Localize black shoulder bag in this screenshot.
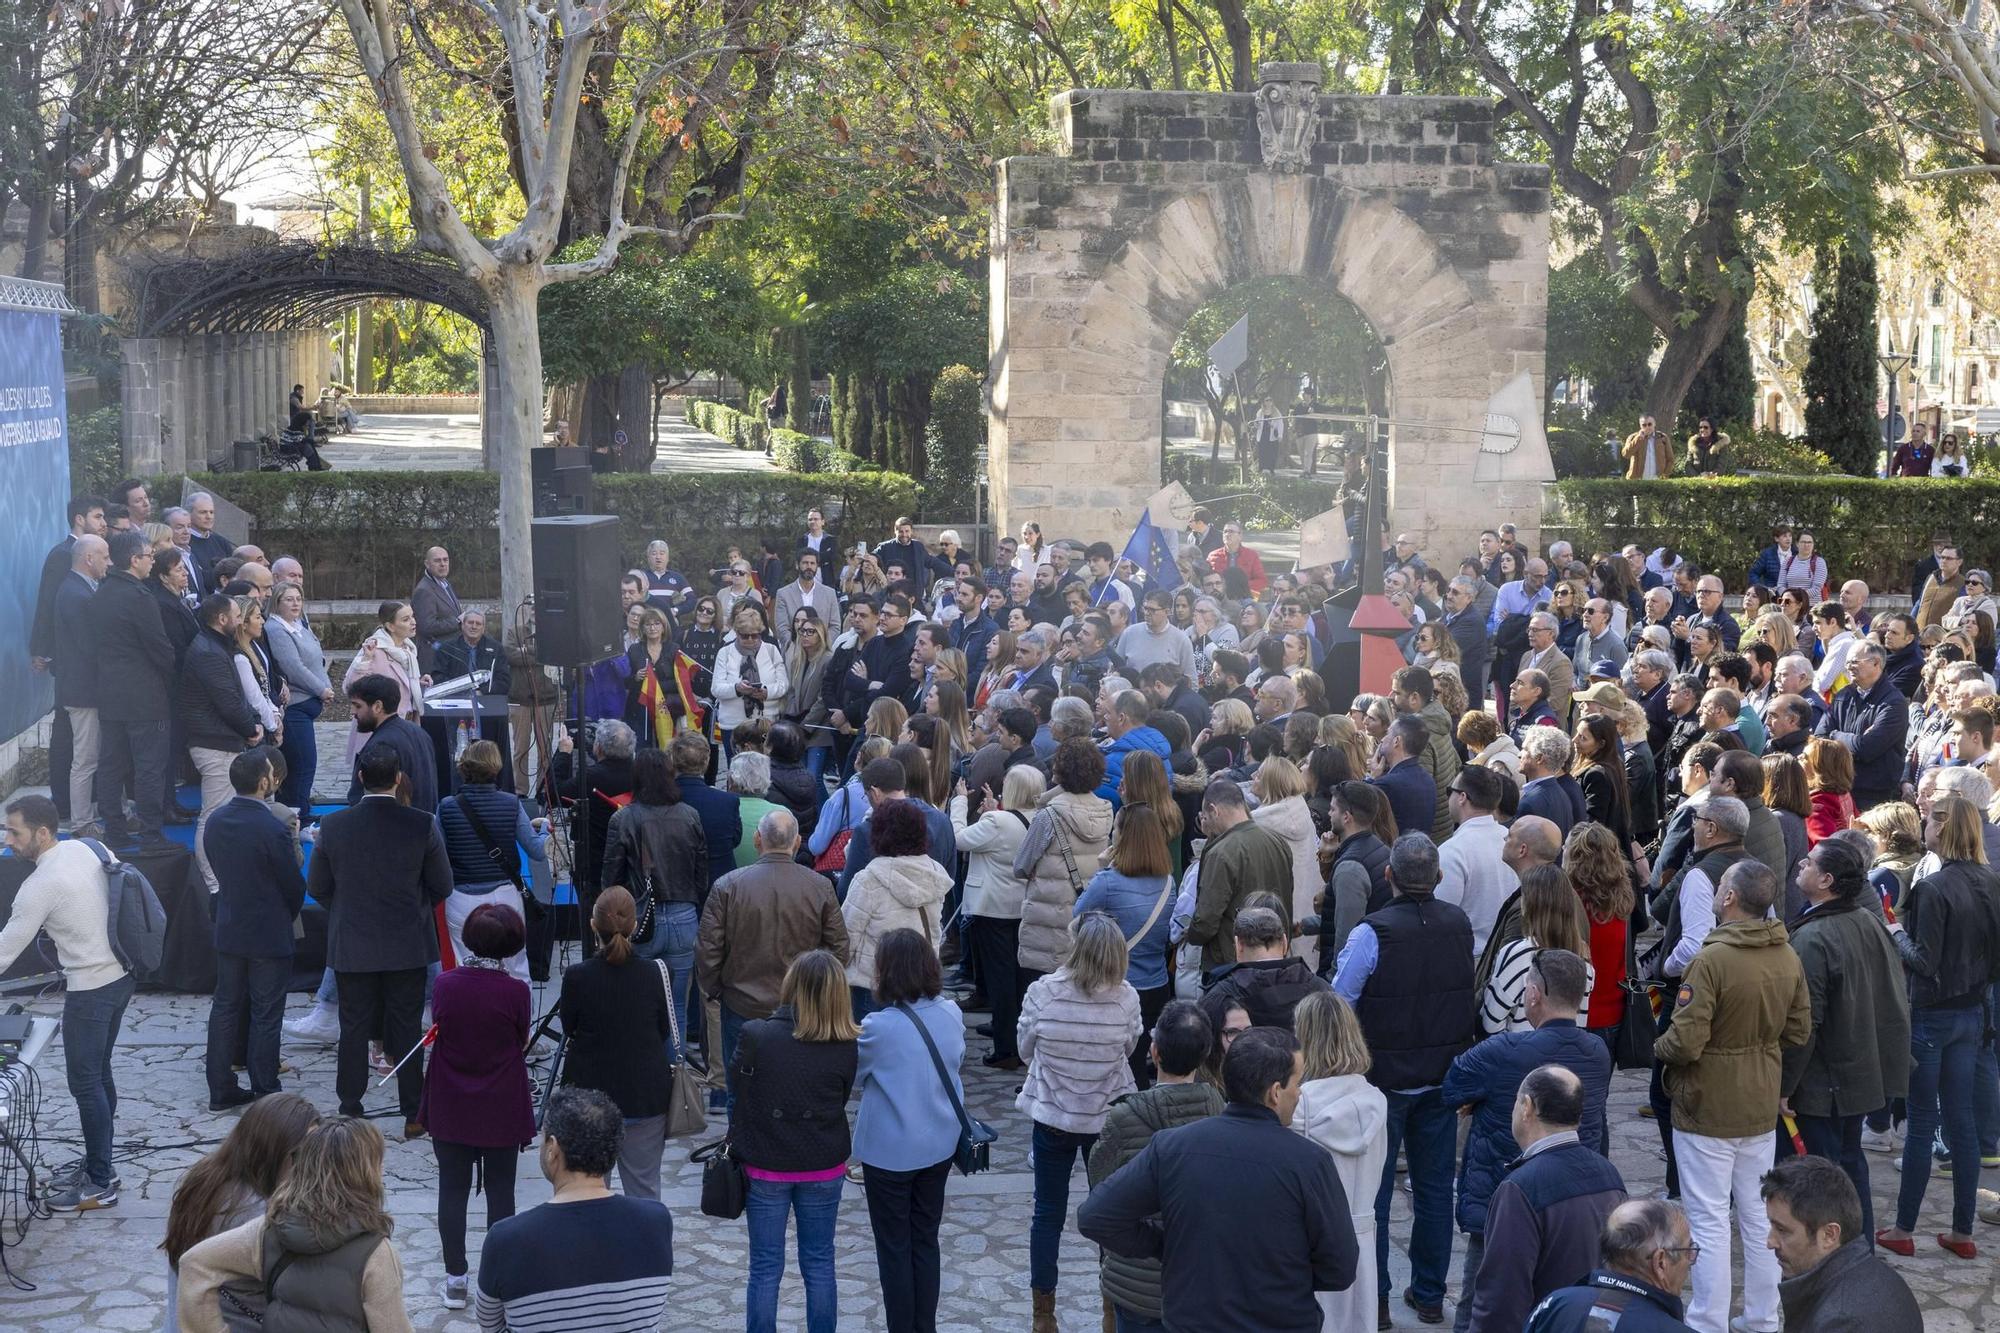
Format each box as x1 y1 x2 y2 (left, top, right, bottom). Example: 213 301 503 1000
895 1001 996 1174
457 796 545 922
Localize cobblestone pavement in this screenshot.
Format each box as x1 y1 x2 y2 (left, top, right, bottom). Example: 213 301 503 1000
2 984 1994 1332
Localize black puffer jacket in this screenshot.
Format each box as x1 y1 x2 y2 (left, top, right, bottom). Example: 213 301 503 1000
729 1006 857 1173
1083 1080 1225 1321
179 625 260 751
1197 956 1330 1032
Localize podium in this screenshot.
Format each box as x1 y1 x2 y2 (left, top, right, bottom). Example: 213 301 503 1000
422 694 516 794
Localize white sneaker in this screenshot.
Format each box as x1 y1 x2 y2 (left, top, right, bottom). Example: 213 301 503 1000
1861 1126 1900 1155
440 1275 468 1310
282 1004 339 1044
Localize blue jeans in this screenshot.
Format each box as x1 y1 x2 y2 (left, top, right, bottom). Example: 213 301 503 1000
65 972 135 1187
636 901 700 1062
1896 1003 1984 1234
279 695 323 810
314 966 337 1006
721 1002 752 1108
745 1175 843 1333
1030 1121 1098 1293
806 746 829 782
1376 1088 1455 1306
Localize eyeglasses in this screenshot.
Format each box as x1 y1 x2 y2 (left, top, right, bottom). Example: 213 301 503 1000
1659 1242 1702 1261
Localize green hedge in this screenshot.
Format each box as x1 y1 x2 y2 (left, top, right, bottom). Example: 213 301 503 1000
690 398 874 475
1548 477 1999 588
687 398 767 451
170 467 918 600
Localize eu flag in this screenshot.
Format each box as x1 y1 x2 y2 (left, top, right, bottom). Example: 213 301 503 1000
1119 508 1183 593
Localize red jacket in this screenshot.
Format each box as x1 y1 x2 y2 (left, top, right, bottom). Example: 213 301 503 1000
1208 542 1268 595
1806 789 1854 846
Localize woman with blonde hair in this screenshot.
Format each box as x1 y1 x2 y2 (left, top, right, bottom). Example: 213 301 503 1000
1118 749 1183 838
1350 694 1393 745
865 695 909 751
1752 610 1798 659
1076 800 1177 1087
1199 696 1255 773
1880 794 2000 1259
230 594 283 743
1431 661 1469 724
1852 800 1924 909
1477 865 1594 1033
1317 712 1372 783
1761 752 1812 918
1802 735 1855 846
1456 709 1521 782
1290 989 1387 1333
1017 912 1142 1327
903 714 955 806
934 646 969 691
1406 620 1460 670
1250 756 1323 963
730 950 860 1333
177 1118 411 1333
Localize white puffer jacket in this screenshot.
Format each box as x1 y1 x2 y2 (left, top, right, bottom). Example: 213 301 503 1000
1252 794 1324 961
1013 791 1114 973
841 854 951 987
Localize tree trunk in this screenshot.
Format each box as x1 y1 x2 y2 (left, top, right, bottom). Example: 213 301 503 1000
786 330 811 434
1643 296 1738 441
582 362 653 470
872 377 892 464
482 270 543 633
1214 0 1253 91
893 374 932 479
850 374 874 463
16 185 53 281
830 370 850 452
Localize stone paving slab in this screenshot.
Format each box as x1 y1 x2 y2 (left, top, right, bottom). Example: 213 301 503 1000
1 986 1993 1332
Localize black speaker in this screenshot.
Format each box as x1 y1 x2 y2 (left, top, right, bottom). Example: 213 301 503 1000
531 447 595 517
531 515 622 664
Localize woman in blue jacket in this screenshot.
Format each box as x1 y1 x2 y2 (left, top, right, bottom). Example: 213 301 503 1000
1074 801 1176 1088
854 929 966 1333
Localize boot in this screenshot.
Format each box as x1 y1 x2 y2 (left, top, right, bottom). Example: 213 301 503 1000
1032 1288 1057 1333
1101 1293 1117 1333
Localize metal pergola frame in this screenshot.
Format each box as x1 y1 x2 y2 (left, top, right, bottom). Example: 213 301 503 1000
132 242 488 335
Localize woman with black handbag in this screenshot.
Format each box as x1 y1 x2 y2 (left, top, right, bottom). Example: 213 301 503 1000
730 950 859 1333
601 747 710 1060
558 887 674 1199
854 929 971 1333
437 741 549 979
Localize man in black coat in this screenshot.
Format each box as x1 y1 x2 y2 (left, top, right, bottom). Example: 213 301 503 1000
202 750 307 1109
1760 1157 1921 1333
1197 907 1329 1030
1141 662 1211 746
856 592 918 711
1876 614 1925 698
87 531 179 849
180 593 266 893
549 717 639 912
310 746 453 1127
29 494 107 822
344 673 439 814
1813 642 1908 810
1079 1028 1357 1333
1443 577 1492 702
51 535 109 832
430 604 515 792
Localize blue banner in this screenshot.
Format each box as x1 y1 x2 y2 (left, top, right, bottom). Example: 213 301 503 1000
0 309 69 739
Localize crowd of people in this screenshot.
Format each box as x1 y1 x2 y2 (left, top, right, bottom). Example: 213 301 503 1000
6 482 1997 1333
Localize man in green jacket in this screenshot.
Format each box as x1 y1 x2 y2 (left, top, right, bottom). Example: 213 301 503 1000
1085 1000 1225 1330
1390 666 1461 844
1779 837 1909 1248
1654 860 1812 1333
1184 778 1296 972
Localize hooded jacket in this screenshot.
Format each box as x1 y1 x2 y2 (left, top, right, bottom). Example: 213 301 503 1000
175 1213 406 1333
1086 1080 1226 1321
841 853 951 985
1199 956 1329 1031
1251 794 1328 964
1291 1073 1388 1333
1014 791 1115 973
1653 917 1813 1138
1781 898 1910 1118
1098 725 1172 804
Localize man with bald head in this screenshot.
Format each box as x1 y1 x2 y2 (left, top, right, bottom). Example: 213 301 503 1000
271 555 304 588
698 805 849 1107
53 535 111 832
1838 579 1872 634
229 561 273 605
410 544 463 675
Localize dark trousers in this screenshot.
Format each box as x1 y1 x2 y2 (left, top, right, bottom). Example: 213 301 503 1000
1376 1088 1455 1307
433 1139 518 1275
1795 1112 1872 1247
1129 983 1172 1090
48 704 73 821
278 696 322 810
97 717 170 842
862 1158 952 1333
334 967 427 1119
1649 1008 1680 1196
206 953 290 1099
64 972 134 1188
967 916 1022 1059
1030 1122 1097 1293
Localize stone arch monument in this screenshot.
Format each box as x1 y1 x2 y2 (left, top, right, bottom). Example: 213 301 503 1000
988 64 1554 557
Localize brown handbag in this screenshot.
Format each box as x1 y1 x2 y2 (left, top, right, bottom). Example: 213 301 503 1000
655 959 708 1137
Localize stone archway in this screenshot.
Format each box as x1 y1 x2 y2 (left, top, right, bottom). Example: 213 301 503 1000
989 66 1553 557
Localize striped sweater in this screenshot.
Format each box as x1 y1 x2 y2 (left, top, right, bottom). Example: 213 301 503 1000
475 1195 673 1333
1015 969 1143 1134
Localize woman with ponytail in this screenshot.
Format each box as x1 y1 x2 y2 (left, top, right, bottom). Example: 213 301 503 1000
558 887 675 1200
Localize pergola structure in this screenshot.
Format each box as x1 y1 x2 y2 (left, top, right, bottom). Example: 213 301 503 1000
120 241 498 473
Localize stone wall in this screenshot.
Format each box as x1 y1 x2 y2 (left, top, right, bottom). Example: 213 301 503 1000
122 328 334 474
989 74 1552 561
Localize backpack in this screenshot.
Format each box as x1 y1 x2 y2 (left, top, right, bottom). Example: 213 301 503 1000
78 839 167 975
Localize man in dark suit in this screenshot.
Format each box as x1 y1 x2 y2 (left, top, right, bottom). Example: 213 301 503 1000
203 749 307 1110
51 536 109 833
88 531 179 850
409 544 463 675
30 495 108 819
669 730 742 890
344 673 439 813
1517 728 1588 837
310 746 453 1130
431 605 514 791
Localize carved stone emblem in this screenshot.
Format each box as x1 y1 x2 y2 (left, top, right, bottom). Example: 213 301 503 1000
1254 62 1323 172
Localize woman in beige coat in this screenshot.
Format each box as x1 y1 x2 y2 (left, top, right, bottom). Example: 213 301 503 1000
341 599 425 770
1250 756 1323 962
841 797 951 1019
1012 738 1114 985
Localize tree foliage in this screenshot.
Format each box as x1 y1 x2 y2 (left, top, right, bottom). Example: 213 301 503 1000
924 364 984 521
1681 304 1755 433
1803 238 1882 477
538 243 767 386
1546 251 1660 412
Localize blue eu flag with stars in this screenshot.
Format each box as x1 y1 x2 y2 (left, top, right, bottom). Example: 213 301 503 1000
1119 508 1183 593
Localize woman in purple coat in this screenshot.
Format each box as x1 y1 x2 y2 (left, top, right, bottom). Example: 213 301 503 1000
418 903 534 1312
